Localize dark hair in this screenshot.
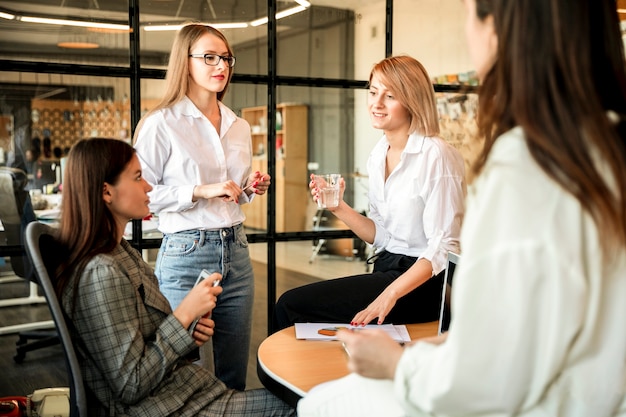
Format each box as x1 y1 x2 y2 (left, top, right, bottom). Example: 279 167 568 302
473 0 626 247
56 138 136 301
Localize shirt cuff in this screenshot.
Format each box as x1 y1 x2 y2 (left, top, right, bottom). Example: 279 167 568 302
420 230 445 275
372 221 391 249
179 184 197 211
239 190 254 204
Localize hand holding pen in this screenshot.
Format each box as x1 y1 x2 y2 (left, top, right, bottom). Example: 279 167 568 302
336 328 405 380
192 173 271 204
243 171 271 196
192 180 243 203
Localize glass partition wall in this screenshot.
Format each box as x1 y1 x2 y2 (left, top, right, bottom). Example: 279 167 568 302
0 0 477 333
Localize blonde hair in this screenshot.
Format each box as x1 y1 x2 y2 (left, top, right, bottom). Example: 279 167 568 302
369 55 439 136
133 23 234 140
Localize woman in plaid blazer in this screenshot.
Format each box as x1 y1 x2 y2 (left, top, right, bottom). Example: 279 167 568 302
54 138 293 417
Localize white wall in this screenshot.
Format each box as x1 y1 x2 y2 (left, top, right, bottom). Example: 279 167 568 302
352 0 471 211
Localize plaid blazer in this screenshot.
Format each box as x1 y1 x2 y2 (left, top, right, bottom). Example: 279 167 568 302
62 239 232 417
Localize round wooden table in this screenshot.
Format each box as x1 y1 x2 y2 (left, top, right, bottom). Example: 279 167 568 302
257 321 438 407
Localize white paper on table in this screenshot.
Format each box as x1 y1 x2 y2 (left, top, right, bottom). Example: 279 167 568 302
393 325 411 342
294 322 410 343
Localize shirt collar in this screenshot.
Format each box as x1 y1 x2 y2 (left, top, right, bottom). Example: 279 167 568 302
381 131 427 154
175 96 238 129
176 96 236 122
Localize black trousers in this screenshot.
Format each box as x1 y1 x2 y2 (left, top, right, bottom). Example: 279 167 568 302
272 251 444 332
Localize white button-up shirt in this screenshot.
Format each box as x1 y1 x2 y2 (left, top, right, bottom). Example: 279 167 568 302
134 97 253 234
396 127 626 416
367 132 466 274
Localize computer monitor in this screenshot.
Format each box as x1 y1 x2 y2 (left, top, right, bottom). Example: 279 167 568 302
438 251 460 335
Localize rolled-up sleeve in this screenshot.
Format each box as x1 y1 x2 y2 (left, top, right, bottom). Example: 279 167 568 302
420 162 465 274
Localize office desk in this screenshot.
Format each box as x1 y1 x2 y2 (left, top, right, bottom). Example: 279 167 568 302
257 321 438 407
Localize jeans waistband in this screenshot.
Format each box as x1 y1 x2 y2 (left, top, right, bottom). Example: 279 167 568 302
166 223 243 241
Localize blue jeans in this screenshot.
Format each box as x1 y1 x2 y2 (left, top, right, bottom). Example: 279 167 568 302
155 224 254 390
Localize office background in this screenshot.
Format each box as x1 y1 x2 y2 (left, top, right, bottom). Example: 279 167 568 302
0 0 508 324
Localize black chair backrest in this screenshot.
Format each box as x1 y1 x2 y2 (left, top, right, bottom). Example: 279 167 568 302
24 222 88 417
0 167 29 216
0 167 34 278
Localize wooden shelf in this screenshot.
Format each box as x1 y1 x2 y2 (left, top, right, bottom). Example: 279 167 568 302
241 104 308 232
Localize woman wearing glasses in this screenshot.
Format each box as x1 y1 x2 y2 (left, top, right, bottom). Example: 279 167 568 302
134 24 269 391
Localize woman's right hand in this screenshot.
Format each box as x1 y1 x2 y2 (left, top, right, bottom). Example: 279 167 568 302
309 174 345 211
193 181 242 203
173 272 223 330
337 328 403 380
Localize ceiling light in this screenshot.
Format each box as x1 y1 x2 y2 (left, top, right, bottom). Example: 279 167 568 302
144 22 249 31
277 6 307 19
3 0 309 33
142 24 182 32
20 15 129 31
251 6 306 27
249 17 267 27
57 41 100 49
87 27 132 34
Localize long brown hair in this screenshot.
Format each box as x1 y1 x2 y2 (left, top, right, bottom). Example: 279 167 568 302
133 24 234 141
56 138 136 301
473 0 626 247
369 55 440 136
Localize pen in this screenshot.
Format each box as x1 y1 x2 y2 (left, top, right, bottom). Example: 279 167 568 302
241 181 256 193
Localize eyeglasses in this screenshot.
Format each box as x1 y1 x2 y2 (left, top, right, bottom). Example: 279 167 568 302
188 54 236 68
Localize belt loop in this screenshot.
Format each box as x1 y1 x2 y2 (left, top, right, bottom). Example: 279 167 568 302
198 229 205 246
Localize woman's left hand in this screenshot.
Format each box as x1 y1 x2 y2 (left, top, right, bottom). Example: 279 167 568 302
350 289 398 326
244 171 271 195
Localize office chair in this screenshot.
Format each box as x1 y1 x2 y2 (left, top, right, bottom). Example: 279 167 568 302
0 167 35 282
25 221 87 417
0 167 57 350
